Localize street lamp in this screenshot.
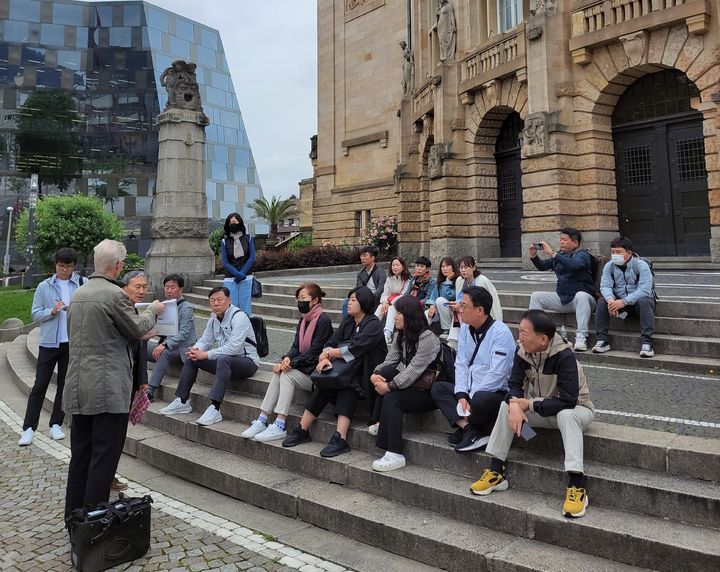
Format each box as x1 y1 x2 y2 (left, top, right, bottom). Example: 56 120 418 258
23 174 38 288
2 206 12 276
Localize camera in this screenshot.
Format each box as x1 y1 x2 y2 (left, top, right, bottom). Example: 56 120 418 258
532 243 544 250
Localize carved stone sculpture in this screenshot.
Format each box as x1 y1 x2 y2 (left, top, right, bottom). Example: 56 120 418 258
619 31 648 67
428 144 444 179
399 41 415 97
530 0 557 15
437 0 456 63
160 60 203 112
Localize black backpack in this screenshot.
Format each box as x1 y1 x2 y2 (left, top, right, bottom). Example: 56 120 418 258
631 254 658 302
229 310 269 358
585 250 606 300
435 340 457 384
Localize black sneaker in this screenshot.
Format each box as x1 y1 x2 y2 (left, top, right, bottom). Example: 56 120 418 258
447 427 465 447
456 429 490 453
320 431 350 458
282 427 311 448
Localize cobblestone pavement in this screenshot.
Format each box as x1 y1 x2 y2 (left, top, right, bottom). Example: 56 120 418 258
0 402 352 572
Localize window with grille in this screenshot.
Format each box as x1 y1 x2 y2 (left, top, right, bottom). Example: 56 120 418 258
498 167 516 201
623 145 653 186
676 138 707 182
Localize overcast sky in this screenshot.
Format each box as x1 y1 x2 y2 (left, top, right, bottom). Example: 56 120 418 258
118 0 318 200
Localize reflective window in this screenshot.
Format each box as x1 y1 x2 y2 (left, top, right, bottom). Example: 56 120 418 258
205 86 224 106
53 3 84 26
5 22 29 43
123 5 143 27
221 109 240 130
58 50 81 70
224 127 238 146
77 26 93 49
136 196 153 216
211 161 227 180
147 27 162 49
200 27 218 50
40 23 65 46
235 150 250 167
220 201 235 218
234 166 248 183
498 0 522 33
197 45 214 67
174 18 194 41
95 6 113 27
119 178 138 197
22 46 45 64
146 7 168 32
211 71 229 91
10 0 41 22
215 145 228 163
206 181 216 200
110 27 132 47
36 68 61 87
169 36 190 59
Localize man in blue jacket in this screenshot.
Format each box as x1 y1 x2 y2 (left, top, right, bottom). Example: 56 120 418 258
592 236 656 358
529 227 596 352
18 248 84 446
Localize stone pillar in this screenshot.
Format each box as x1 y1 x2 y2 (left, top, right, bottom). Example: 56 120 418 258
144 106 214 293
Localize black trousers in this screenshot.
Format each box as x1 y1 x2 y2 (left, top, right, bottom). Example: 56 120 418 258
23 343 69 431
431 380 506 434
176 355 258 405
304 386 359 419
65 412 127 516
374 389 437 454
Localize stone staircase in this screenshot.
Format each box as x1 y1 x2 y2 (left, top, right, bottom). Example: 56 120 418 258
6 328 720 571
185 275 720 375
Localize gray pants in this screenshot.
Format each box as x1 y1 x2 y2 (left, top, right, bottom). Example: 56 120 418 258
260 369 313 416
529 291 596 340
176 354 258 405
486 401 594 473
147 342 183 390
595 296 655 345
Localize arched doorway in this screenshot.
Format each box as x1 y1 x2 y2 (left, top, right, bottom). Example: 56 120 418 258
495 112 524 257
612 70 710 256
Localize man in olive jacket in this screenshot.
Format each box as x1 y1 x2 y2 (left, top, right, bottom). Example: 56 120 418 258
63 240 163 516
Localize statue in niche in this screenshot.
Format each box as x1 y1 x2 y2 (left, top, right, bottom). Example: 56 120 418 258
437 0 456 62
160 59 203 112
524 116 545 147
428 144 444 179
399 41 414 97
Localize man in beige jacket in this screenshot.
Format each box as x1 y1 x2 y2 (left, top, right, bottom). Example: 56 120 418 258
63 240 163 516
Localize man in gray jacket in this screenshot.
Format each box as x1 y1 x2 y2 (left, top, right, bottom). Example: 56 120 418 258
146 273 197 401
63 239 163 516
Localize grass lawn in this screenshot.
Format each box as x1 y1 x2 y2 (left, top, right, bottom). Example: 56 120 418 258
0 286 34 325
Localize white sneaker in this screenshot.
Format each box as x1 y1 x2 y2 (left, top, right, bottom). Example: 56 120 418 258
372 452 406 472
368 423 379 436
573 337 587 352
639 343 655 358
591 341 611 353
18 428 34 446
254 423 287 442
48 424 65 440
196 405 222 426
241 419 267 438
159 397 192 415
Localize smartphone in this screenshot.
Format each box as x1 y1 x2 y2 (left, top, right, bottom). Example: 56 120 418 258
618 311 628 320
532 243 544 250
520 422 537 442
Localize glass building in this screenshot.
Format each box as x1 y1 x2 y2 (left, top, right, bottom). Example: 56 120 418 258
0 0 265 256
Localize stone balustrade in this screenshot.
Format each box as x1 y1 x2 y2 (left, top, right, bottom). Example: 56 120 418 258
459 24 526 95
572 0 691 36
412 77 437 119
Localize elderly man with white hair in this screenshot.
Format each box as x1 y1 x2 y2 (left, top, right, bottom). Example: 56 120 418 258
63 239 164 517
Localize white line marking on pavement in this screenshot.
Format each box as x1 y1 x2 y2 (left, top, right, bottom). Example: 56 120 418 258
0 399 352 571
595 408 720 429
583 364 718 381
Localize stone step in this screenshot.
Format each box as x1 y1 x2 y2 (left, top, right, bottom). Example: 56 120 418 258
123 429 647 572
132 402 720 571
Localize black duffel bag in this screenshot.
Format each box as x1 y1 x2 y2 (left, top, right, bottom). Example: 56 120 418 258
66 495 153 572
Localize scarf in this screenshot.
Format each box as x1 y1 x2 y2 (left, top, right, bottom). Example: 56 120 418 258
411 271 431 296
229 231 245 259
298 303 324 353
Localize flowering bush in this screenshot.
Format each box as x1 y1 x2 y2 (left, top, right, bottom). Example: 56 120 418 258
361 215 398 253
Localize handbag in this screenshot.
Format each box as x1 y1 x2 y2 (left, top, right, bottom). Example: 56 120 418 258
310 357 359 390
411 366 440 390
251 277 263 298
66 495 153 572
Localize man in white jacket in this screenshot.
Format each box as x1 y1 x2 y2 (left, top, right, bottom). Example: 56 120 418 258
431 286 516 452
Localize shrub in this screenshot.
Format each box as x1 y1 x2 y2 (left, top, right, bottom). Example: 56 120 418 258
209 226 224 255
361 215 397 253
123 253 145 270
254 245 362 272
287 233 312 252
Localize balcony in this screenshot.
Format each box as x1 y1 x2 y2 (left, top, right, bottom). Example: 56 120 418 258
459 24 527 95
570 0 711 64
412 76 439 120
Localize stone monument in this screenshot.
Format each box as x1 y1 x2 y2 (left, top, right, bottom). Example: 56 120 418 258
144 59 215 294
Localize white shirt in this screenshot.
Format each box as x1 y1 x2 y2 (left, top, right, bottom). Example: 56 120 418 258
56 278 72 343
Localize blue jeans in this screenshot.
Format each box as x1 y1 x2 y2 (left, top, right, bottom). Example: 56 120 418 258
224 276 253 315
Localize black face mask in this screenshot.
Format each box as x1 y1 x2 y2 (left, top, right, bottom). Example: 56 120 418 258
228 224 242 233
297 301 311 314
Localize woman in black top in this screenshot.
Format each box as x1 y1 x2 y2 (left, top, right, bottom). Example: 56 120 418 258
220 212 256 315
283 286 387 457
370 295 441 472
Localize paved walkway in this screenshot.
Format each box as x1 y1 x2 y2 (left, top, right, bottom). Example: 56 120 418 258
0 400 351 572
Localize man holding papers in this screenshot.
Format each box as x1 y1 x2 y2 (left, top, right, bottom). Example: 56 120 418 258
145 274 197 401
160 286 259 426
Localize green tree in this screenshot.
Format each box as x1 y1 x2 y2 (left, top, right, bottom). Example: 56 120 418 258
208 226 225 255
15 90 82 193
250 196 296 242
14 194 124 269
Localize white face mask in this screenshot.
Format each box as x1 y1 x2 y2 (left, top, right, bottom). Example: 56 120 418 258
611 253 626 266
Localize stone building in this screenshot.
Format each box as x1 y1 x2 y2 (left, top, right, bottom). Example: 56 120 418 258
308 0 719 262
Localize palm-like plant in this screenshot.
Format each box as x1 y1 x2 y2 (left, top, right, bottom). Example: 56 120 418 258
250 196 296 241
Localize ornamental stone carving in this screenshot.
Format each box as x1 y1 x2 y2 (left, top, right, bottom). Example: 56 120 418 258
428 144 447 179
400 41 415 97
160 60 204 112
619 31 648 67
521 112 559 157
437 0 456 63
530 0 557 16
151 219 208 239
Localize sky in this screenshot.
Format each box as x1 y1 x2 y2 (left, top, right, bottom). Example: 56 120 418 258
120 0 318 200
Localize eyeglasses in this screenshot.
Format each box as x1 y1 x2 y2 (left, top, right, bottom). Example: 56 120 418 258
458 304 476 311
56 264 75 270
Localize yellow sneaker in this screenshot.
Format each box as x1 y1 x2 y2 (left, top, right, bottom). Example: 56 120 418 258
470 469 508 496
563 486 589 517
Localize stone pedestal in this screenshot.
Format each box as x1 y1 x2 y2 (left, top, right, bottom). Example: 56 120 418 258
145 107 215 294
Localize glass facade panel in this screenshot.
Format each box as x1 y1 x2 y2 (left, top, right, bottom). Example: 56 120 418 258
200 27 217 49
109 27 132 47
169 36 189 59
40 23 65 47
174 18 194 41
58 49 81 70
5 22 29 43
123 5 142 27
10 0 41 22
53 3 84 26
196 44 214 67
145 7 168 32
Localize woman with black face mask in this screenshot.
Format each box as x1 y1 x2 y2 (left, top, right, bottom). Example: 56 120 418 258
241 283 333 442
220 212 256 315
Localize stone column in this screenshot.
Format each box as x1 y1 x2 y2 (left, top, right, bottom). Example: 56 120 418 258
144 106 214 294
